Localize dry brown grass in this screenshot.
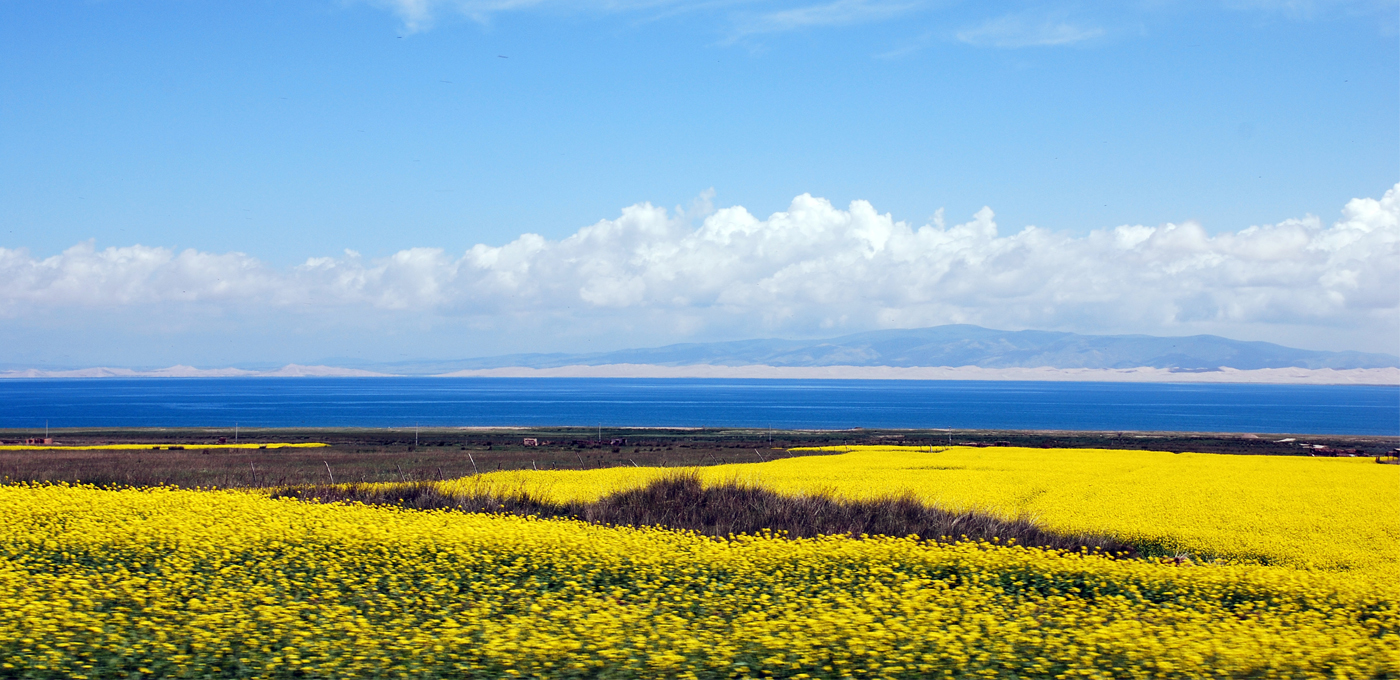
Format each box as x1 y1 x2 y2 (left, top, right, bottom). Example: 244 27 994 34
4 425 1383 492
271 474 1138 556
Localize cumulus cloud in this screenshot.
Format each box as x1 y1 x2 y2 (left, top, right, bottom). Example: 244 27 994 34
1 184 1397 352
0 244 278 308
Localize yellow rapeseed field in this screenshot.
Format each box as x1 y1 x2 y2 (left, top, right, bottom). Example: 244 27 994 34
1 482 1397 679
436 446 1400 572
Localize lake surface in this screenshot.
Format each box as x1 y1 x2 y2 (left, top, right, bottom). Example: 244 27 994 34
1 378 1396 434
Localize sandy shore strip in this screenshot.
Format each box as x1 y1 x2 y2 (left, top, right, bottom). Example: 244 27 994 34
435 364 1400 385
0 364 393 379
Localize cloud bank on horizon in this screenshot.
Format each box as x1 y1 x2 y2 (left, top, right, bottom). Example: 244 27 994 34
1 184 1396 359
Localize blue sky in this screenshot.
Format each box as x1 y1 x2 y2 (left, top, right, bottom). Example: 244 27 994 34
0 0 1396 367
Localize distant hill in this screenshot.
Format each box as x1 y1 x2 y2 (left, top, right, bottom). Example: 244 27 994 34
355 325 1400 375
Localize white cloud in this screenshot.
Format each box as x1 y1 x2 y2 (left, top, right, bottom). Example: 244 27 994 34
1223 0 1399 21
956 11 1104 47
0 243 278 308
2 184 1397 354
730 0 921 37
365 0 700 30
362 0 1398 40
368 0 924 36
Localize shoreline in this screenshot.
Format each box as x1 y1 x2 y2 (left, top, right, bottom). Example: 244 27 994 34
2 363 1397 385
438 364 1400 385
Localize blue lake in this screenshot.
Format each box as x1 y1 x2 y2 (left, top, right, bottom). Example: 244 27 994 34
1 378 1396 435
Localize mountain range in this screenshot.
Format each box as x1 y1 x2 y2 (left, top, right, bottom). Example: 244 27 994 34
346 325 1399 375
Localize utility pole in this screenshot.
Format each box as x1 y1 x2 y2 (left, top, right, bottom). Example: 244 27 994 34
415 423 419 447
235 423 239 443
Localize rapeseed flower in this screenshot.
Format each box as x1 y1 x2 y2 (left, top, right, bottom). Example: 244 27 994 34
1 478 1396 679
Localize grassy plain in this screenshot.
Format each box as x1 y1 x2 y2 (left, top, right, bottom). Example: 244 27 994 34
0 443 328 451
1 426 1390 489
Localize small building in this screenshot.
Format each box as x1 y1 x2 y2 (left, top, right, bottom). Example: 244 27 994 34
522 438 539 446
24 438 53 445
610 438 626 446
